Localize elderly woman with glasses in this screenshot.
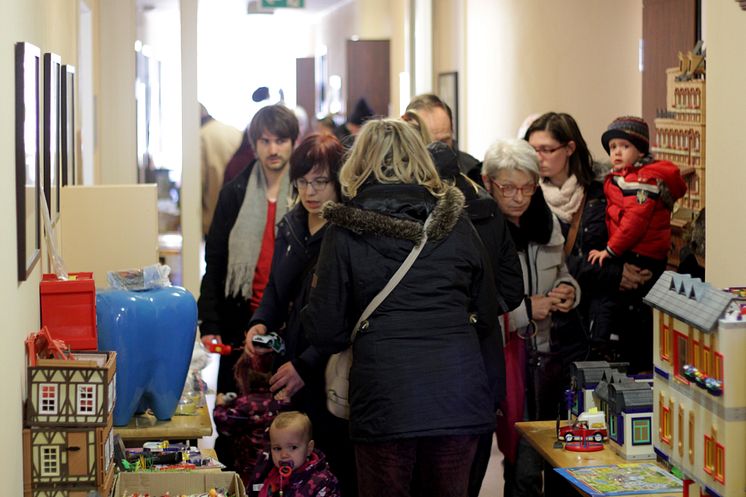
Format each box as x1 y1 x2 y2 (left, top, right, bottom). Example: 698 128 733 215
482 138 580 497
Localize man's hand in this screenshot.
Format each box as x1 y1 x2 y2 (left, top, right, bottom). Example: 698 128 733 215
269 362 305 401
201 334 221 349
619 263 653 291
548 284 576 313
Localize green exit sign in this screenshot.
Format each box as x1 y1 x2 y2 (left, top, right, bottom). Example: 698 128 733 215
261 0 305 7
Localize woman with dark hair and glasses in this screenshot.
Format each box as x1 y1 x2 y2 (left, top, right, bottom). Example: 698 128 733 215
482 138 580 497
244 133 356 496
524 112 653 368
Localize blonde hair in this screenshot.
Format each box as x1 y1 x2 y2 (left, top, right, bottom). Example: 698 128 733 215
482 138 540 183
270 411 313 441
339 118 446 198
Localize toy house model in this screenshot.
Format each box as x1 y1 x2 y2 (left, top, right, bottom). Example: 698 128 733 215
568 361 655 460
594 372 655 460
644 271 746 497
23 351 117 497
651 46 706 267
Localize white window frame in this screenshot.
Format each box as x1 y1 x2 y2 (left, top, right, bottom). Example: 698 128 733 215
77 384 96 414
39 383 58 415
40 446 60 476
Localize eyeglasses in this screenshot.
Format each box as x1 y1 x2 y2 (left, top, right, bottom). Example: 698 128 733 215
532 144 566 156
294 177 331 191
490 180 537 198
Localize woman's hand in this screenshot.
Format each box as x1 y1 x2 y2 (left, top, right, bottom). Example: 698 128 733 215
244 324 269 357
269 362 305 401
547 284 576 313
619 263 653 291
530 295 557 320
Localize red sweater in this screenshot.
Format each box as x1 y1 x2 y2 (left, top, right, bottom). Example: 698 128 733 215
604 160 686 260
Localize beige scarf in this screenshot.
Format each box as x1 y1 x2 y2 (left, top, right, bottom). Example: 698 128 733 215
225 163 290 298
540 175 585 224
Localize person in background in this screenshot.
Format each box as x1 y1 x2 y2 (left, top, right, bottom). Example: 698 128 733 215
406 93 482 184
678 207 705 280
200 103 242 237
483 138 580 497
402 110 523 497
315 114 337 136
223 128 257 186
333 97 374 143
199 104 299 396
252 411 341 497
244 133 356 497
587 116 686 372
303 118 498 497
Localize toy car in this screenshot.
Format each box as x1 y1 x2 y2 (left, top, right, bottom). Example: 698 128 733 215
558 408 608 443
251 332 285 355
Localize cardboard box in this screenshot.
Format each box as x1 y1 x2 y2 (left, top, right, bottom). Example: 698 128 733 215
113 472 246 497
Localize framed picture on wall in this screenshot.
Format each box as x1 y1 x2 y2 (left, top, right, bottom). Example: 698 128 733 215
15 42 42 281
438 71 459 144
61 64 76 186
43 52 61 223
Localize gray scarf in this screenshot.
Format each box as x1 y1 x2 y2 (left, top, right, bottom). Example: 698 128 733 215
225 162 290 298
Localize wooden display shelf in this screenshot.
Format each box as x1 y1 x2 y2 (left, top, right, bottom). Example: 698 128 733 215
515 420 682 497
114 406 212 446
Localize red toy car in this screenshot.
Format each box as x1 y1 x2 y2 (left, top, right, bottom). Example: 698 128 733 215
558 408 608 443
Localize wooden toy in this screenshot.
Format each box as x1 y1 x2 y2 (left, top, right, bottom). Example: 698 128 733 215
644 271 746 497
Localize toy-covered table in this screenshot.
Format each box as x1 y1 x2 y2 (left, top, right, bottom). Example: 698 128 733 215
114 406 213 447
515 420 682 497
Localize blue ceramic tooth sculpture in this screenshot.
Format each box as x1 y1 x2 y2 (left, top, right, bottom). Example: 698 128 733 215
96 286 197 426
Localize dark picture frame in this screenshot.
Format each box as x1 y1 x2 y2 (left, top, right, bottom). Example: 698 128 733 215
61 65 76 186
437 71 459 143
43 52 62 223
15 42 42 281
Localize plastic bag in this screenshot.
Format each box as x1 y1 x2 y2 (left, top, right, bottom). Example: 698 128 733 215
107 263 171 290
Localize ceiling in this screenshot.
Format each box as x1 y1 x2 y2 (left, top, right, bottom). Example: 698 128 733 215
138 0 351 16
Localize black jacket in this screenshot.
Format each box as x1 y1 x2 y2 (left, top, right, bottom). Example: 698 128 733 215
562 178 623 344
249 204 328 394
302 183 498 442
198 162 257 345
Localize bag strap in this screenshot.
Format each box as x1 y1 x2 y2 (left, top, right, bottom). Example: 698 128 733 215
563 193 585 258
350 213 433 341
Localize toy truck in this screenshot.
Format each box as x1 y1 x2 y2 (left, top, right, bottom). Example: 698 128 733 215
558 408 608 443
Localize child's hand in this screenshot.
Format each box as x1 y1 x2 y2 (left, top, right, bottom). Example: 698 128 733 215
587 249 610 267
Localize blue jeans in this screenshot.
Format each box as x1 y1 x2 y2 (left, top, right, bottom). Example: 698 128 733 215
355 435 479 497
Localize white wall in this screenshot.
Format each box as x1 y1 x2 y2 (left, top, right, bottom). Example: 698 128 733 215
463 0 642 161
704 1 746 287
0 1 79 492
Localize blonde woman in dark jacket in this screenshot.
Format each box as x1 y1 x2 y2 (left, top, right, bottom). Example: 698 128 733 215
302 118 498 497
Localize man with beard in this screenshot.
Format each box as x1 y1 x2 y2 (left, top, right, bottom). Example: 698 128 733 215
199 104 299 395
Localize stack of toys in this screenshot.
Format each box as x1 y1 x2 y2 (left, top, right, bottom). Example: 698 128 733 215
22 327 117 497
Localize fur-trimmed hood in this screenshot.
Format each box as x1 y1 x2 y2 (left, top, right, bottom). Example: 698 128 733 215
322 184 465 244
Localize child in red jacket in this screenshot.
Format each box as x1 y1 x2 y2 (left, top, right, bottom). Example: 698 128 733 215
588 116 686 372
588 116 686 269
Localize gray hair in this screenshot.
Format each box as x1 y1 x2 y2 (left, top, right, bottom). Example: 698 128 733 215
482 138 540 182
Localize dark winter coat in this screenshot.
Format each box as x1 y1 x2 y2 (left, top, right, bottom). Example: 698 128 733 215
249 204 328 385
429 141 523 407
252 450 340 497
198 162 257 345
302 183 498 442
562 176 623 345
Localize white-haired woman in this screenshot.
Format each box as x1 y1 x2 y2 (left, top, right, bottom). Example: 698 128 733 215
303 118 499 497
482 139 580 497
